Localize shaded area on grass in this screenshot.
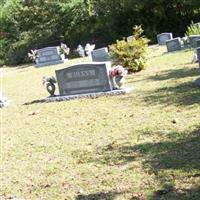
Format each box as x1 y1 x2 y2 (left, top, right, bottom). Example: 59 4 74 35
72 128 200 171
73 128 200 199
147 67 199 81
142 81 200 106
76 191 144 200
150 186 200 200
23 99 46 105
76 191 121 200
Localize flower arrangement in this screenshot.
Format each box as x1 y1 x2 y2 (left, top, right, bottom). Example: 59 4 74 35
110 65 128 77
28 49 38 62
59 43 70 55
110 65 128 88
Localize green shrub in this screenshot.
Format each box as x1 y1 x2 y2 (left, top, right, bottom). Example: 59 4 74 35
6 40 30 65
185 22 200 36
109 25 149 73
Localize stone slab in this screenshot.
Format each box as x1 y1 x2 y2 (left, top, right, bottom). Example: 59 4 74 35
127 36 134 41
35 46 64 67
166 37 181 52
157 33 173 45
196 39 200 48
91 47 111 62
189 35 200 48
194 78 200 87
197 47 200 62
55 62 114 96
45 87 133 103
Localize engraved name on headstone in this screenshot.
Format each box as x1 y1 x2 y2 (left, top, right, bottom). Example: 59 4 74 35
91 47 111 62
166 38 181 52
55 63 114 96
36 46 64 67
157 33 173 45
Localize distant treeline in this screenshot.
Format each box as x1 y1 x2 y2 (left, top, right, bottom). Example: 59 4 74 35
1 0 200 65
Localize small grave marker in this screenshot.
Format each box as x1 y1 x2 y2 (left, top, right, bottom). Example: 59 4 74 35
166 37 181 52
91 48 111 62
36 46 64 67
157 33 173 45
189 35 200 48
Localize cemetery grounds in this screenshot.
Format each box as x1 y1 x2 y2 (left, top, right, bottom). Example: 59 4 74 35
1 46 200 200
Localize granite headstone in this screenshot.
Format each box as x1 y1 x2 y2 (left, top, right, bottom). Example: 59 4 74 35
189 35 200 48
127 36 134 41
36 46 64 67
157 33 173 45
91 48 111 62
55 62 114 96
196 47 200 65
166 37 181 52
196 39 200 48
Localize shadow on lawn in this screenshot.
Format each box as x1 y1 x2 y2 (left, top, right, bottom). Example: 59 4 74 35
141 81 200 106
76 191 121 200
73 127 200 199
149 185 200 200
147 67 199 81
76 191 144 200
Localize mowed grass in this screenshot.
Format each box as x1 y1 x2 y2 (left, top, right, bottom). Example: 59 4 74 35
1 46 200 200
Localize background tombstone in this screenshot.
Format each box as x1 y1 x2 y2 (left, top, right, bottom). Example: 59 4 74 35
91 47 111 62
196 39 200 48
196 47 200 64
77 45 85 57
157 33 173 45
194 22 200 28
166 37 182 52
55 62 114 96
189 35 200 48
127 36 134 41
36 46 64 67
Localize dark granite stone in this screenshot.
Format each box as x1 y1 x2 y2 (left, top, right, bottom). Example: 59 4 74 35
166 38 181 52
55 62 114 96
91 48 111 62
157 33 173 45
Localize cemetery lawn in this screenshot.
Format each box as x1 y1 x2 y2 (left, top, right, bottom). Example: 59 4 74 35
1 46 200 200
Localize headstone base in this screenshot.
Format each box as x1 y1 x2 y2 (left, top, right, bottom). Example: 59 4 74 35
35 60 65 67
45 87 133 103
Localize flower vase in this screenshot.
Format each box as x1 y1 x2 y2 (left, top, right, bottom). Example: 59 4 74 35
60 54 65 60
35 58 39 64
115 75 125 88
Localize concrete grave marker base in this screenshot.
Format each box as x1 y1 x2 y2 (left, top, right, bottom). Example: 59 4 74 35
45 87 133 103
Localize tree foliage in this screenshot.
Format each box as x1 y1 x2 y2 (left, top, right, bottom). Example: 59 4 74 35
0 0 200 65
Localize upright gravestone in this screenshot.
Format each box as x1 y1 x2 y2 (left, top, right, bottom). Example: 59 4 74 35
166 37 182 52
36 46 64 67
91 48 111 62
55 62 114 96
196 39 200 48
196 47 200 65
127 36 134 41
189 35 200 48
194 22 200 28
157 33 173 45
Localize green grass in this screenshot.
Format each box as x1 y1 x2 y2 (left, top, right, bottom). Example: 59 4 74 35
1 46 200 200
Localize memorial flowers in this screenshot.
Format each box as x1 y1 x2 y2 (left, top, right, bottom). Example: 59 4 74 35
28 49 38 62
110 65 128 88
59 42 70 56
110 65 128 77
